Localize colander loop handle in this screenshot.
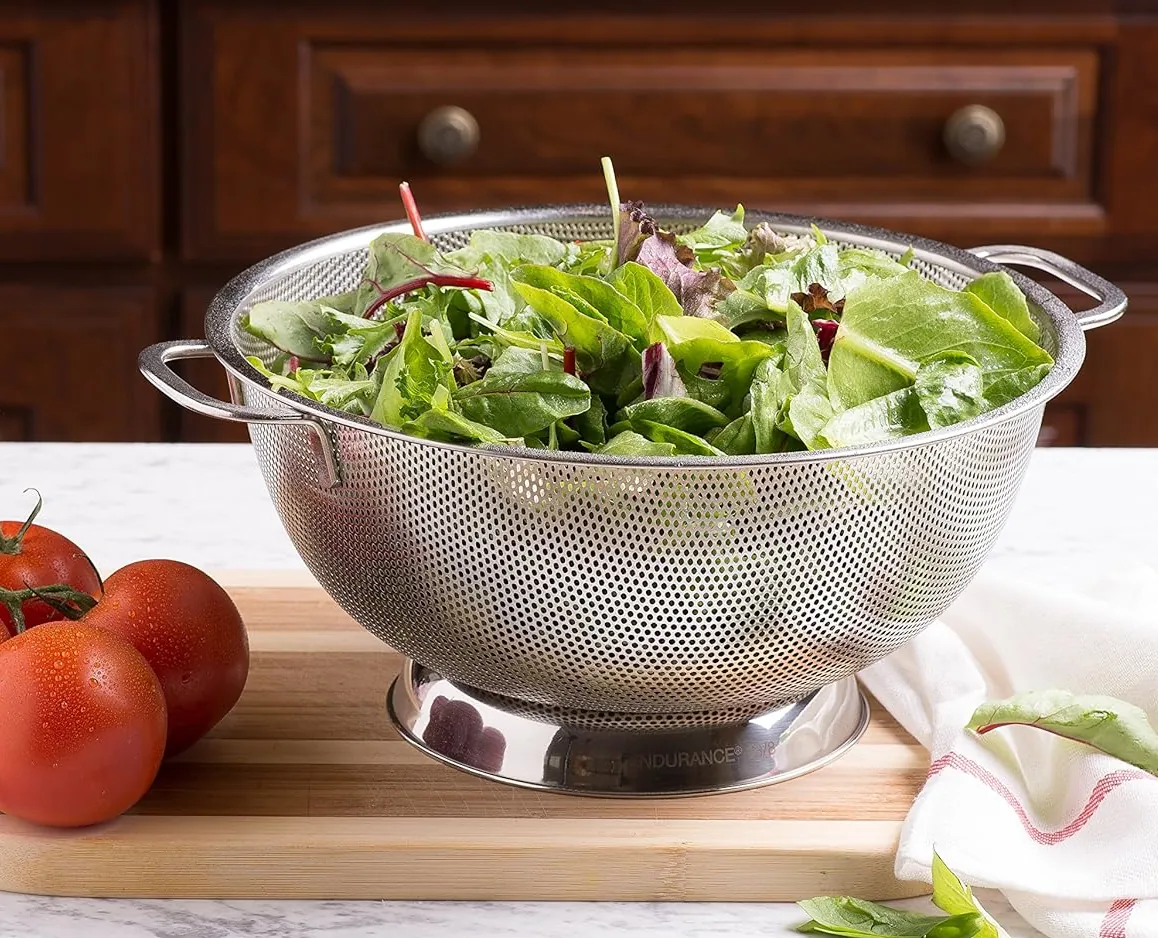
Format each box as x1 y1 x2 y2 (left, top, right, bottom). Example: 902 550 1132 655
138 340 341 488
968 244 1127 331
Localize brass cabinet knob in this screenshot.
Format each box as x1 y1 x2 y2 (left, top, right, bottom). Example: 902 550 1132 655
944 105 1006 166
417 106 480 166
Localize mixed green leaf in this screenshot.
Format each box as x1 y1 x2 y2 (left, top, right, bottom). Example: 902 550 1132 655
968 689 1158 776
242 163 1053 456
797 851 999 938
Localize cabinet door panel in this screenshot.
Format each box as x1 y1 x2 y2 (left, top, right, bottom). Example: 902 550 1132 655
0 287 161 441
0 0 159 260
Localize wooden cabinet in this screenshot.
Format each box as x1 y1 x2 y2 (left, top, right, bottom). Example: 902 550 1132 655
3 0 1158 446
0 287 160 441
0 1 159 261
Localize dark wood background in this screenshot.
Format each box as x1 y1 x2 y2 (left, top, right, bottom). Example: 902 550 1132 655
3 0 1156 446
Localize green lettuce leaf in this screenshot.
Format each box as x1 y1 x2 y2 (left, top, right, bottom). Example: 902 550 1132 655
913 355 986 429
817 388 929 449
243 296 358 362
453 368 591 438
513 264 652 348
656 316 779 401
572 393 607 447
967 689 1158 775
827 271 1053 411
371 309 453 427
618 397 729 436
627 419 725 456
510 273 640 394
402 386 513 445
965 272 1041 343
749 358 789 454
607 261 684 324
677 204 748 267
352 233 476 317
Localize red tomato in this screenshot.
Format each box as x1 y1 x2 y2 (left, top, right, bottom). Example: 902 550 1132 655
0 496 102 638
83 560 249 757
0 621 167 828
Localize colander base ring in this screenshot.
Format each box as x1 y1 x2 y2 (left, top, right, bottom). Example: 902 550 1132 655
387 661 869 797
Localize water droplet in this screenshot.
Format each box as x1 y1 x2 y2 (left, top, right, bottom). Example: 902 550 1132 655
53 659 63 669
89 677 99 688
41 722 48 729
60 700 68 710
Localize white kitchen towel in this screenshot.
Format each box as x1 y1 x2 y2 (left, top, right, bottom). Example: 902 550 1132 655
859 554 1158 938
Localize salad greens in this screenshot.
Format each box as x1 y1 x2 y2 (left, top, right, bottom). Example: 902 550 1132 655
968 689 1158 776
797 851 999 938
242 160 1053 456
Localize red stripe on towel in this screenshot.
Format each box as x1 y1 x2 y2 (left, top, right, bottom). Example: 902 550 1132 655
1099 898 1137 938
927 752 1150 845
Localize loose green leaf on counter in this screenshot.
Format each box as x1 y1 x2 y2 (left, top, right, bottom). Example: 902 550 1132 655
967 689 1158 775
930 851 1000 938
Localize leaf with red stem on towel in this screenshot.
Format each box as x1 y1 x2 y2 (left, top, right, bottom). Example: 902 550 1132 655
967 689 1158 776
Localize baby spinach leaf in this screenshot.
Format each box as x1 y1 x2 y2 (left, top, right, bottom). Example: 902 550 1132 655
930 852 999 938
619 397 730 436
403 387 513 445
453 369 591 439
797 897 980 937
827 271 1053 411
488 345 557 376
967 689 1158 776
371 309 453 427
572 393 607 446
817 387 929 449
595 430 678 457
965 272 1040 342
913 355 985 429
677 365 734 413
243 299 343 362
713 413 757 455
608 261 684 324
630 419 725 456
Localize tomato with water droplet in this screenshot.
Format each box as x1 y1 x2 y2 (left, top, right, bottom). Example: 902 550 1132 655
0 621 166 827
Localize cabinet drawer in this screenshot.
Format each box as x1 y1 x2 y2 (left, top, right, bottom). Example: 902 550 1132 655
0 288 160 441
0 1 159 261
184 4 1099 259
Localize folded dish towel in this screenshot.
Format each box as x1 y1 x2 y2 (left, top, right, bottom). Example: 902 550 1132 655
859 555 1158 938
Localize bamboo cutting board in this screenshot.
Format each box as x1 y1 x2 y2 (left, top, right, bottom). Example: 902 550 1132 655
0 573 928 902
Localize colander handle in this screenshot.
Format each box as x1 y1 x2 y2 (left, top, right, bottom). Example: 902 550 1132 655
138 340 340 487
968 245 1127 331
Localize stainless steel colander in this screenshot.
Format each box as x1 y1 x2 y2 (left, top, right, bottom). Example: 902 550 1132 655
140 205 1124 734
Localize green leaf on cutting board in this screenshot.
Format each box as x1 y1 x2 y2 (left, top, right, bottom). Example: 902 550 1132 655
967 689 1158 776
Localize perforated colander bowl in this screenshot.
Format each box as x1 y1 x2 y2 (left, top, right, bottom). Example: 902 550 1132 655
140 206 1125 721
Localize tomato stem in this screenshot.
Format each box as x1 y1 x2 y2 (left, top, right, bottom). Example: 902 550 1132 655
0 488 42 556
0 583 98 635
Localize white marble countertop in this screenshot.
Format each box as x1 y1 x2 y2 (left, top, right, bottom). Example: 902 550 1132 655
0 443 1150 938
